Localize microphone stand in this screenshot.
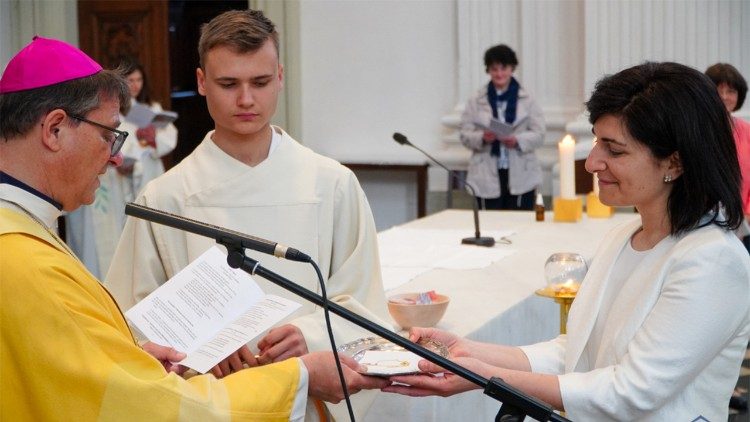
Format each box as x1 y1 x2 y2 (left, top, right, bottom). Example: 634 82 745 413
126 203 568 422
393 133 495 247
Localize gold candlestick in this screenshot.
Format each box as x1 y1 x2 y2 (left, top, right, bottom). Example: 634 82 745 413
535 285 578 334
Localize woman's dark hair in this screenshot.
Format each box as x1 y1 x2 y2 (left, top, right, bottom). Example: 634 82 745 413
586 62 742 234
705 63 747 111
120 57 151 105
484 44 518 72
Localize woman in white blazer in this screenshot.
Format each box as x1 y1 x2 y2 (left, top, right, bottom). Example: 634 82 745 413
383 62 750 421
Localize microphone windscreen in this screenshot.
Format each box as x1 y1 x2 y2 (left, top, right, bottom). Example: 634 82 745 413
392 132 409 145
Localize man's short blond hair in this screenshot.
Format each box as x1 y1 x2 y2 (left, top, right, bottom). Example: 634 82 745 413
198 9 279 69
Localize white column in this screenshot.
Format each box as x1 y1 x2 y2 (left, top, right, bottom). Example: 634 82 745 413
563 0 750 196
1 0 78 70
574 0 750 132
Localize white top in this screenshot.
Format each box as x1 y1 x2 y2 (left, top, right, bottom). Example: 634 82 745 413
521 218 750 421
580 239 651 371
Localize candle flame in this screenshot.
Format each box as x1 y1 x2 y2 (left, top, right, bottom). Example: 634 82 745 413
552 279 580 295
561 134 575 145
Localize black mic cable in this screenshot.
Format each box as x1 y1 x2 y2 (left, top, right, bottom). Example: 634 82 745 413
309 260 356 421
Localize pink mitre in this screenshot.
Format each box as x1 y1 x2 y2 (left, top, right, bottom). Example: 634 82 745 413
0 36 102 94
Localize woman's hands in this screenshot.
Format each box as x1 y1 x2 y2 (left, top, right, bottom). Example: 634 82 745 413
383 356 488 397
482 131 518 148
377 327 484 397
499 135 518 148
407 327 473 359
136 125 157 148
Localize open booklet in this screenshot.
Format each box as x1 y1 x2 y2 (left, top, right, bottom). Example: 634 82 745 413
475 115 528 138
125 246 301 373
125 100 178 129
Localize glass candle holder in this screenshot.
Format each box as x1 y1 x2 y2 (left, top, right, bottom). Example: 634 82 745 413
544 252 588 296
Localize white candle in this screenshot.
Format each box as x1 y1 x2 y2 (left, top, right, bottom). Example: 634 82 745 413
559 134 576 199
593 172 600 195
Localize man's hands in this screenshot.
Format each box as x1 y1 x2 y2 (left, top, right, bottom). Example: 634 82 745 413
301 351 390 403
141 341 187 375
257 324 309 364
208 324 308 378
209 345 259 378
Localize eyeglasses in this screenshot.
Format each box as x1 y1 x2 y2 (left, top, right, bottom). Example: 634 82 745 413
69 114 128 156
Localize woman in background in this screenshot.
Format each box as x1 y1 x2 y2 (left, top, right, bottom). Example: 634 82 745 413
706 62 750 409
459 44 545 210
90 58 177 275
384 62 750 421
119 58 178 195
706 63 749 219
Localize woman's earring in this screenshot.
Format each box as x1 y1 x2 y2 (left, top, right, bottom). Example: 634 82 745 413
663 174 672 183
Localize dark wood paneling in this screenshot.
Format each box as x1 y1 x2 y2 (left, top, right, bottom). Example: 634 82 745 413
575 159 593 194
78 0 170 109
166 0 247 164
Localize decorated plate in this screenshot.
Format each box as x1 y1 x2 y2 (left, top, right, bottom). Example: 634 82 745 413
337 336 449 376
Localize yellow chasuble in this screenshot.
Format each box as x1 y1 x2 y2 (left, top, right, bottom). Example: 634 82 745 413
0 208 300 421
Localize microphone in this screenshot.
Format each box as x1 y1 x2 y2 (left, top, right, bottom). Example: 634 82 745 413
124 202 312 262
393 132 495 247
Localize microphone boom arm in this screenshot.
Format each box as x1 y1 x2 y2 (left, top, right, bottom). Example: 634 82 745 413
393 133 495 246
125 202 312 262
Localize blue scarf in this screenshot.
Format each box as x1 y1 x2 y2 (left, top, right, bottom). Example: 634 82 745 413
487 77 520 156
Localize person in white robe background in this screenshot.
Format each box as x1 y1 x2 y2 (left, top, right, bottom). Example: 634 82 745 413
66 58 177 277
383 62 750 421
105 9 391 421
118 57 178 196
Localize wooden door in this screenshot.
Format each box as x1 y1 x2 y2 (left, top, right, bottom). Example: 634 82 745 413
77 0 170 108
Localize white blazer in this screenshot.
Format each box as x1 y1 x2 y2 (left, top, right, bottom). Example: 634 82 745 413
521 217 750 421
459 85 546 198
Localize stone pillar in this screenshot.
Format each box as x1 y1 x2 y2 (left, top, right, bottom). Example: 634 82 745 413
1 0 78 69
560 0 750 196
